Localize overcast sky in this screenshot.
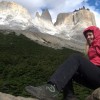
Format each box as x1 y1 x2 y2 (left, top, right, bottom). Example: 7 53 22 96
1 0 100 27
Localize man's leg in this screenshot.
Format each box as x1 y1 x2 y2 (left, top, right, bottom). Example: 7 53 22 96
48 53 100 91
63 80 78 100
63 80 74 98
25 53 100 100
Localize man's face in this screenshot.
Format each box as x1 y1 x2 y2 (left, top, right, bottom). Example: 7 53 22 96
86 31 94 45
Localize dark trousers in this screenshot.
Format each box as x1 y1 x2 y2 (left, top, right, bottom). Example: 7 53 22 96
48 53 100 92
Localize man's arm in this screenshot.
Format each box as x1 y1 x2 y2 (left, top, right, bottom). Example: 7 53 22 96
85 42 89 55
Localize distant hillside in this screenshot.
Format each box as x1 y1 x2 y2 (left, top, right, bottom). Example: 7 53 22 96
0 30 92 100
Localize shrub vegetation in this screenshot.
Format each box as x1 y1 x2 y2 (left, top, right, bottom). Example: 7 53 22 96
0 30 92 100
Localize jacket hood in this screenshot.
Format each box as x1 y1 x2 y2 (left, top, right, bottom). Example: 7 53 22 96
83 26 100 40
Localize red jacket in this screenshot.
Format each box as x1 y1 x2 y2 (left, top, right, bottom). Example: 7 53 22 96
83 26 100 66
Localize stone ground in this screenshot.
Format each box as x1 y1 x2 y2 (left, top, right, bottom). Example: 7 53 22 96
0 92 38 100
0 88 100 100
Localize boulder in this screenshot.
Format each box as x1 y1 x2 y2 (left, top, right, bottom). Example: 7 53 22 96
0 92 38 100
86 88 100 100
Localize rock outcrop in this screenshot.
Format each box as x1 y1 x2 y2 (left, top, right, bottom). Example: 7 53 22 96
41 9 52 23
35 9 52 23
0 92 38 100
35 12 40 18
32 10 57 35
0 88 100 100
55 8 96 26
54 8 96 43
54 13 73 26
86 88 100 100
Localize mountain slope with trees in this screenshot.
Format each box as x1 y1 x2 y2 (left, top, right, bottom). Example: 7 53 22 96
0 30 92 100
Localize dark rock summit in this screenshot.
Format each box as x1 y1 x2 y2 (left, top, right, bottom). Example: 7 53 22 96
41 9 52 22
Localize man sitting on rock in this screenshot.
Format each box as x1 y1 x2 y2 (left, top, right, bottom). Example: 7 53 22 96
25 26 100 100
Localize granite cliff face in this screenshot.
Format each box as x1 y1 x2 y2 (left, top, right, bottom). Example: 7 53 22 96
54 8 96 42
55 9 96 26
41 9 53 23
35 9 52 23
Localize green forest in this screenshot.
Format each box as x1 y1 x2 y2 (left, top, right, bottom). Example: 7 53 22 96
0 30 92 100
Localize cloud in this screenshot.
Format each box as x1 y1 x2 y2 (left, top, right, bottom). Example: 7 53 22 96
84 1 100 27
0 0 84 13
95 0 100 6
48 0 85 22
93 12 100 27
48 0 81 22
0 0 45 13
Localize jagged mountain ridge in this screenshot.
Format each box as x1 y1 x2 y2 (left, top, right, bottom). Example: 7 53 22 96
0 1 96 52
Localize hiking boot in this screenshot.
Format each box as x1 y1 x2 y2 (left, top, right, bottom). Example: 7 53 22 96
25 84 59 100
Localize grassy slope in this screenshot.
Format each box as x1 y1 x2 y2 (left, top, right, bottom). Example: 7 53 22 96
0 31 92 100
